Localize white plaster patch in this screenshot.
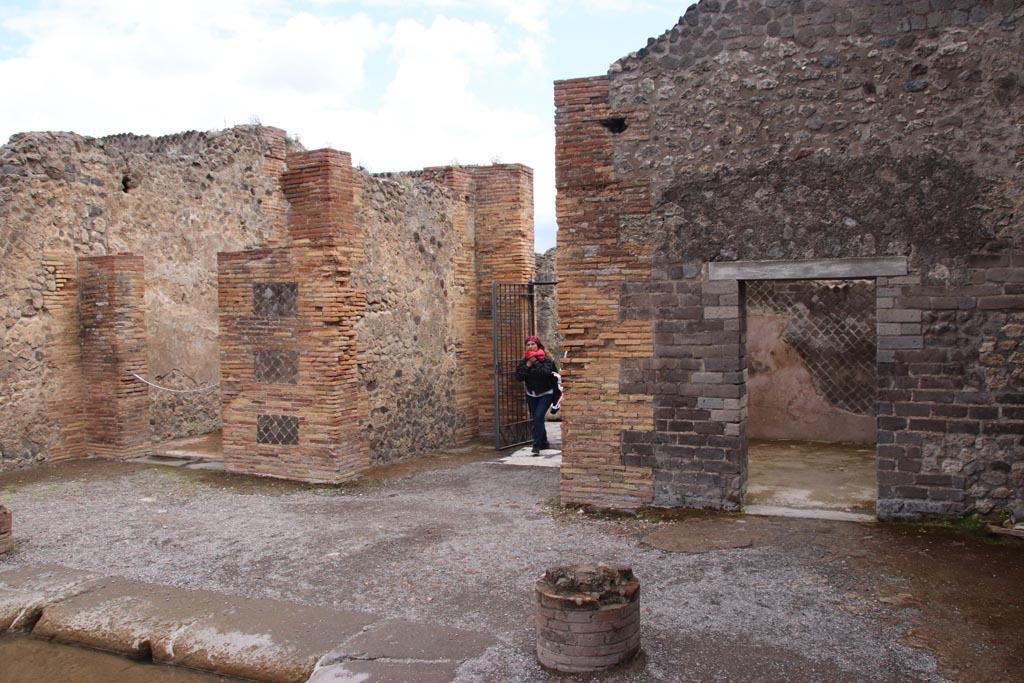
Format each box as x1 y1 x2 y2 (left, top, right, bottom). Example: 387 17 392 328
306 665 371 682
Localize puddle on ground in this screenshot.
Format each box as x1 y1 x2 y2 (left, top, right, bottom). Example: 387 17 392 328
0 635 244 683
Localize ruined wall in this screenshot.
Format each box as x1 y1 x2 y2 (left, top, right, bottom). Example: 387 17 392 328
220 150 370 482
219 158 534 478
536 248 563 363
2 119 534 473
353 164 535 462
354 171 477 462
0 126 291 470
557 0 1023 517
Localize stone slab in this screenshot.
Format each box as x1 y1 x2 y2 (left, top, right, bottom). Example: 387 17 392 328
708 256 908 281
0 565 103 632
128 454 196 467
744 505 875 523
165 596 378 683
491 448 562 467
328 619 494 661
31 578 231 657
644 521 756 554
31 577 378 683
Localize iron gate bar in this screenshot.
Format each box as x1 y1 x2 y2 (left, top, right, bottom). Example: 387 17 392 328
492 282 537 449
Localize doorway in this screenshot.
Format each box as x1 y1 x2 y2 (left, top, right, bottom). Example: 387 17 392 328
743 278 877 518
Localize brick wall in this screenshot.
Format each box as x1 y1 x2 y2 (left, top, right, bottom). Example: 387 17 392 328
219 155 536 481
3 121 536 473
469 165 536 438
556 0 1023 517
555 77 657 509
219 151 369 483
78 254 150 459
41 253 86 462
877 258 1024 518
424 164 536 441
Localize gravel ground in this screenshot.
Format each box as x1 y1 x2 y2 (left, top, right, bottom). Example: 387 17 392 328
0 450 1002 683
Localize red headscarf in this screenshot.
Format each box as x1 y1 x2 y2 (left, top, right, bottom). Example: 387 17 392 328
525 335 546 361
525 335 545 350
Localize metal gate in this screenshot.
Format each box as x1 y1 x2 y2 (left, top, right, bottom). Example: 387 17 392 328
492 283 536 449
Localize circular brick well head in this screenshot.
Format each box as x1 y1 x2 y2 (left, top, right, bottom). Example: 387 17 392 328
534 563 641 673
0 505 11 555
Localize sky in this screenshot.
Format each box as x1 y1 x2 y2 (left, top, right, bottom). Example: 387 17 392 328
0 1 687 252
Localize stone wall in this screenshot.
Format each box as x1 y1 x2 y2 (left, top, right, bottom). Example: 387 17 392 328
0 126 292 470
535 248 563 363
2 125 535 474
556 0 1023 517
355 172 474 461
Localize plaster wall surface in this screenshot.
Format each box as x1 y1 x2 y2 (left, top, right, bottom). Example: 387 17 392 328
748 313 876 443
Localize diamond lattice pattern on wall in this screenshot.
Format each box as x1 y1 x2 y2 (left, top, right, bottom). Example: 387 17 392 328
747 279 876 415
256 414 300 445
254 349 299 384
253 283 298 318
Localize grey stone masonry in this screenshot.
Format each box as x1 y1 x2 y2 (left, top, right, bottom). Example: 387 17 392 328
558 0 1022 517
622 269 748 510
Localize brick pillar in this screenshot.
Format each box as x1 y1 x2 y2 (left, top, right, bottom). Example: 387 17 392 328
78 254 150 459
282 149 355 247
219 150 369 483
554 76 655 509
42 252 86 461
424 164 536 441
468 164 536 438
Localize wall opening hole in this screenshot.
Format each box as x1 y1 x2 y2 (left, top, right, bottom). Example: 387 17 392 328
121 175 132 193
599 117 628 134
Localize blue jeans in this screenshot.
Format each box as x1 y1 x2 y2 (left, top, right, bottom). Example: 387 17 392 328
526 393 554 449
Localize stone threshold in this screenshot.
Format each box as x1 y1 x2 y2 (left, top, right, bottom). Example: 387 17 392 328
0 564 494 683
744 505 876 523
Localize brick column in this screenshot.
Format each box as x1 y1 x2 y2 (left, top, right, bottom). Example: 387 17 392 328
219 150 369 483
555 76 656 509
78 254 150 459
468 165 536 438
42 252 86 461
426 164 536 440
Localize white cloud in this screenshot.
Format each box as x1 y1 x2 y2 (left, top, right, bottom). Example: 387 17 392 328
0 0 573 249
0 2 388 136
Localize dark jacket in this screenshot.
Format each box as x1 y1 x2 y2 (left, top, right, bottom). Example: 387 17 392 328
515 356 558 396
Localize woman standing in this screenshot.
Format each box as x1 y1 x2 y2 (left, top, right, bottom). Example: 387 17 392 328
515 335 557 455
